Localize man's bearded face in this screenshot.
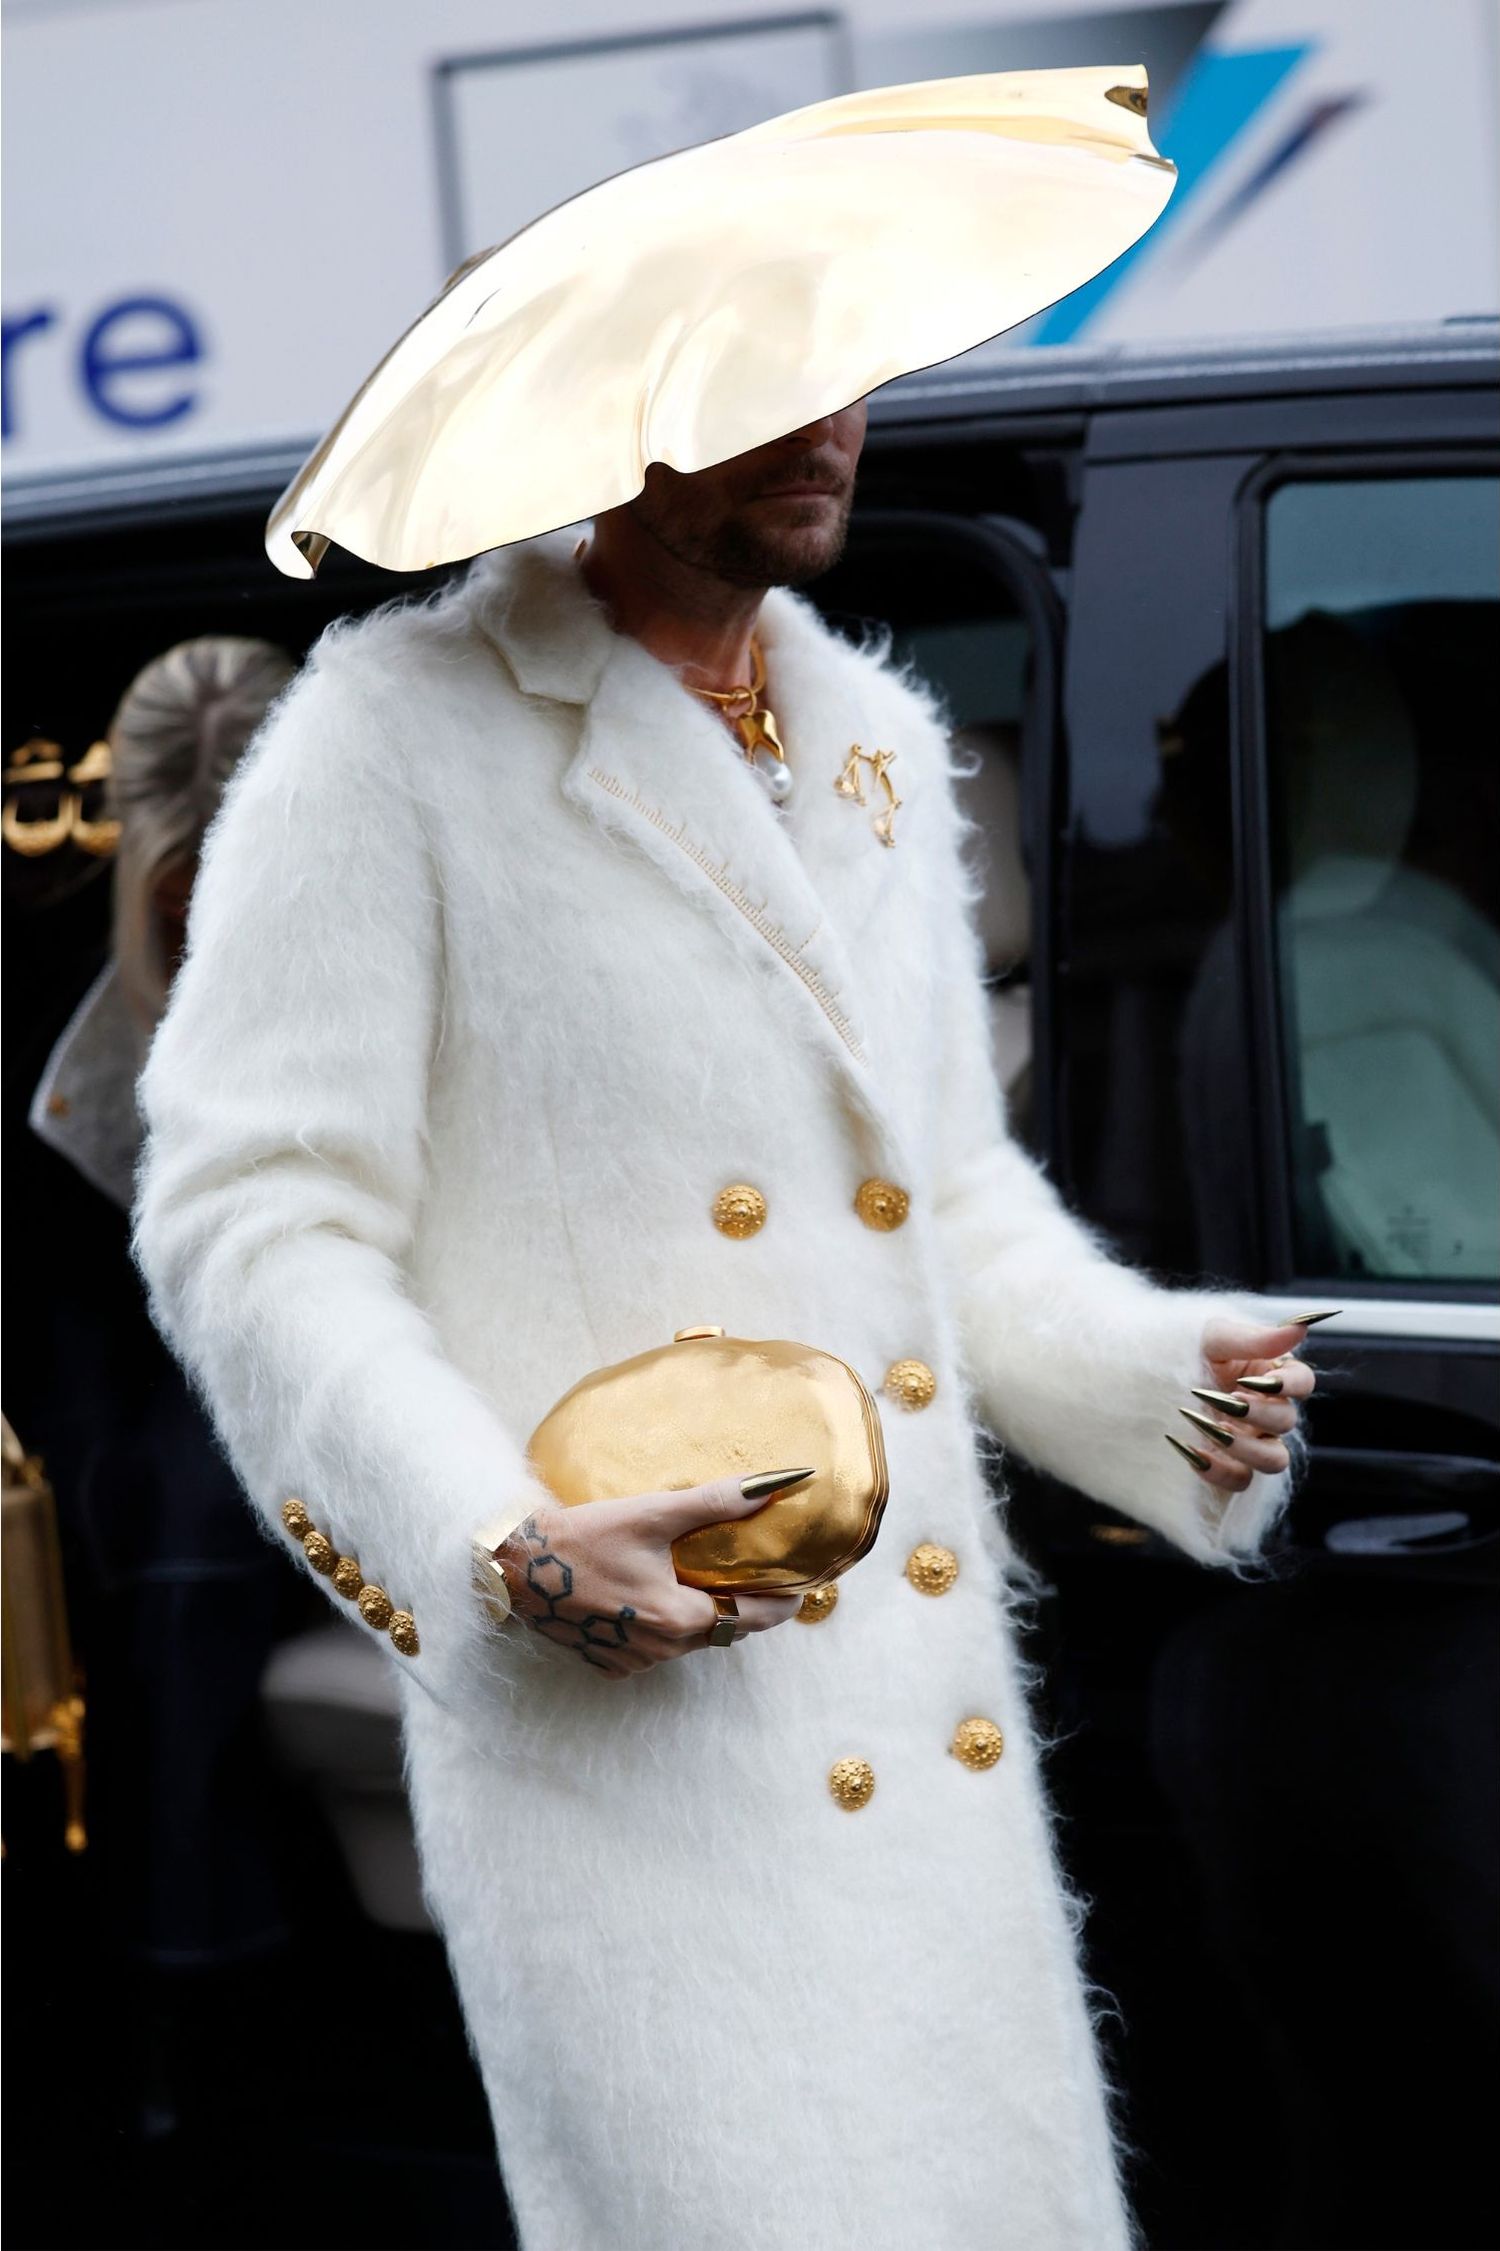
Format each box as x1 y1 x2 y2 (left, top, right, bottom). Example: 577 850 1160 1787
625 403 868 590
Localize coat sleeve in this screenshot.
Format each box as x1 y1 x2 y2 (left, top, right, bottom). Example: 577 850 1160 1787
132 640 547 1716
922 727 1298 1567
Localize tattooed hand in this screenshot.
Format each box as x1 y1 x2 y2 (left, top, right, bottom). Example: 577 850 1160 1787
492 1475 805 1679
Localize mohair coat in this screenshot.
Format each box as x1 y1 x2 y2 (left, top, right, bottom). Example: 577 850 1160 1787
134 529 1290 2251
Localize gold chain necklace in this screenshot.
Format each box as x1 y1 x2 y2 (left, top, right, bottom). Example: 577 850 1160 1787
689 637 793 803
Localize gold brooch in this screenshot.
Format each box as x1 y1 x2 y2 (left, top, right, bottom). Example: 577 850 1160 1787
834 744 901 847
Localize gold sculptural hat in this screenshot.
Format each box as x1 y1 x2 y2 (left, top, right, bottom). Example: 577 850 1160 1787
266 68 1174 579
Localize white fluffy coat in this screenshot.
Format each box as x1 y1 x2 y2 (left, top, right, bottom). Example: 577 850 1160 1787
135 531 1289 2251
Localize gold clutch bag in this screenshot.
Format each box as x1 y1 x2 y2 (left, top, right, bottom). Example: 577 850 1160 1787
526 1326 889 1595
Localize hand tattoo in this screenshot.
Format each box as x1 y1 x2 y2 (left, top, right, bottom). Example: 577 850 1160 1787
504 1515 636 1671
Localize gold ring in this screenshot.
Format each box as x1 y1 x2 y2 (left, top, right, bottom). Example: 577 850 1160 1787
708 1593 739 1649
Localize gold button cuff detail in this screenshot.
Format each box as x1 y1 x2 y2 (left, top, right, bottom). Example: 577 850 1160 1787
388 1611 420 1658
281 1497 311 1540
906 1543 960 1597
358 1585 394 1632
798 1584 839 1624
885 1358 937 1410
712 1183 767 1239
950 1717 1005 1771
854 1178 909 1231
828 1757 875 1810
331 1555 364 1600
302 1530 337 1575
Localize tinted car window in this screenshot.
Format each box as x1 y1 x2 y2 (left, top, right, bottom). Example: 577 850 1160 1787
1262 475 1500 1282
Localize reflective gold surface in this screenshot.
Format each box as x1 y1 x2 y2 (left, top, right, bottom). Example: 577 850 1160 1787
854 1178 910 1232
527 1329 889 1595
797 1584 840 1624
711 1183 768 1239
950 1716 1005 1770
267 69 1173 578
905 1542 960 1597
357 1584 394 1632
388 1611 421 1659
302 1530 336 1575
828 1757 876 1810
884 1359 937 1411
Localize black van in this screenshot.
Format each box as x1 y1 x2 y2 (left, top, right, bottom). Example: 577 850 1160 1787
5 319 1497 2251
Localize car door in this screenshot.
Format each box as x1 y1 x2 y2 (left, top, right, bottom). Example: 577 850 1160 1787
1051 372 1499 2251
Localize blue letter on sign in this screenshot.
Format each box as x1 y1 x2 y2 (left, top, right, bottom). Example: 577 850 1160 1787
81 294 203 428
2 306 57 439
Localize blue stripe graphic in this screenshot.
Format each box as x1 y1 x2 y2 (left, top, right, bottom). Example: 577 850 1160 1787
1028 43 1313 345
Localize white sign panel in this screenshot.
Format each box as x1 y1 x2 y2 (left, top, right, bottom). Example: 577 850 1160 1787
2 0 1496 491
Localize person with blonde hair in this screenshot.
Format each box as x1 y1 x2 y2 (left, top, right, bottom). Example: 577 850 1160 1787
115 636 298 1041
28 633 304 1986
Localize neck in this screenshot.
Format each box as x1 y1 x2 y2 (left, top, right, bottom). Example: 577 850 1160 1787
580 512 765 691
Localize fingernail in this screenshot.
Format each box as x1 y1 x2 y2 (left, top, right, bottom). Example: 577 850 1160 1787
1238 1373 1284 1395
1165 1433 1213 1474
740 1467 815 1502
1289 1310 1341 1327
1190 1386 1251 1420
1180 1406 1236 1448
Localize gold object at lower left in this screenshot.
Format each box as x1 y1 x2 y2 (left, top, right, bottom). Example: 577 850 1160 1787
2 1418 87 1851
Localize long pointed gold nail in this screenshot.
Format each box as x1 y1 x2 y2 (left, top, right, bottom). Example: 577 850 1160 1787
1190 1386 1251 1420
1165 1433 1212 1474
1180 1406 1236 1448
740 1467 815 1502
1289 1310 1341 1327
1238 1373 1284 1395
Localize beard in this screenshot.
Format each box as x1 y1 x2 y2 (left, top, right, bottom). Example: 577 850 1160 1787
628 468 855 590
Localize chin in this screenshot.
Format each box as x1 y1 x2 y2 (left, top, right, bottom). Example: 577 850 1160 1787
719 517 848 591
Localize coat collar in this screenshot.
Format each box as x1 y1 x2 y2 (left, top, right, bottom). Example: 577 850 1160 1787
465 532 905 1110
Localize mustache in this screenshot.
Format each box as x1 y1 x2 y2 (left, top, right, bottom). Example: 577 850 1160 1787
752 453 849 497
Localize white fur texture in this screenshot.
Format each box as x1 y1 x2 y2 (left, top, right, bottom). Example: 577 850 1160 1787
135 531 1293 2250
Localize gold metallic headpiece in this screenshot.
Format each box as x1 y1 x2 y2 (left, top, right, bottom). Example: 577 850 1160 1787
266 68 1174 579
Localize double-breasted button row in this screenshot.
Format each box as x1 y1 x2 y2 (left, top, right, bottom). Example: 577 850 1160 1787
710 1177 912 1238
827 1720 1005 1810
280 1497 420 1657
884 1357 936 1411
797 1543 959 1624
905 1542 960 1596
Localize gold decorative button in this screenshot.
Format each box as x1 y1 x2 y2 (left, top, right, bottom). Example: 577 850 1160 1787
906 1543 959 1597
712 1183 767 1239
357 1584 394 1632
388 1610 420 1658
828 1756 875 1810
302 1530 337 1575
798 1584 839 1624
331 1555 364 1600
281 1497 311 1540
854 1178 909 1232
950 1716 1005 1771
885 1358 936 1410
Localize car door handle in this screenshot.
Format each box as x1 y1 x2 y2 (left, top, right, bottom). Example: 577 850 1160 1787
1304 1447 1500 1555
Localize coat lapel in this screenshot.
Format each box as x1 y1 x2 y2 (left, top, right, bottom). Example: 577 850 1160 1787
466 533 906 1100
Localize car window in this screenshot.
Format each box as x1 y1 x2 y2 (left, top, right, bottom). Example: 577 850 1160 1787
1261 474 1500 1283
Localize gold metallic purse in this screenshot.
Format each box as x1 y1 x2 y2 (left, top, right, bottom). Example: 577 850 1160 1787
526 1327 889 1596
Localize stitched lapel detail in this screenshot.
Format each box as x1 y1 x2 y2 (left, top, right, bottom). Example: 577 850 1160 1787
565 624 872 1083
583 765 866 1064
466 532 909 1094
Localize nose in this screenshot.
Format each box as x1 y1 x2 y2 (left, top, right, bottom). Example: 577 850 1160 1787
778 415 840 447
